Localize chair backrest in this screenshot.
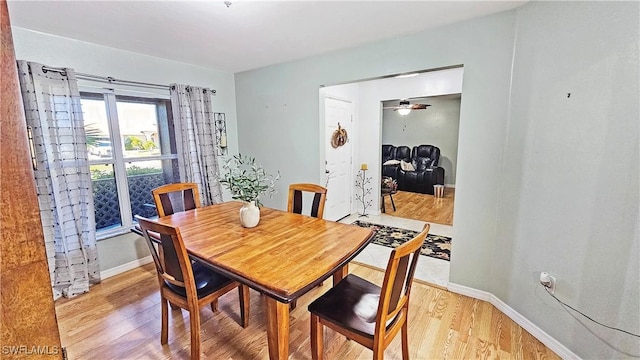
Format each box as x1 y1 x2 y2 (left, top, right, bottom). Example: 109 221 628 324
375 224 430 337
135 215 197 299
412 145 440 167
394 146 411 162
382 144 397 163
152 183 201 217
287 183 327 219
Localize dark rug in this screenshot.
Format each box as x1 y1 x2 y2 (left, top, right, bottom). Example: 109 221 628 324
352 220 451 261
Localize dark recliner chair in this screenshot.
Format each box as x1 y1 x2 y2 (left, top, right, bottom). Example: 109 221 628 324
381 145 397 179
381 145 411 179
381 144 445 195
400 145 445 195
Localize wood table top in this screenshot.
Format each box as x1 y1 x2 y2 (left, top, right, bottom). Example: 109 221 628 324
155 201 374 303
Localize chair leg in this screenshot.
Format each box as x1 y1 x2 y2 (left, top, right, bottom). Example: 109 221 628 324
239 284 250 328
210 299 218 312
160 296 168 345
189 309 201 360
310 314 323 360
390 193 396 211
373 337 385 360
401 318 409 359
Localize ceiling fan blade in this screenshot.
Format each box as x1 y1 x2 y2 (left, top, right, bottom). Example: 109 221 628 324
411 104 431 109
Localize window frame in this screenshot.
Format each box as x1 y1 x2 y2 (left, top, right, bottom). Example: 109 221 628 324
81 89 178 239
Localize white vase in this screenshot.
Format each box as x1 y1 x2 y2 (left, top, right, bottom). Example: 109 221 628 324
239 201 260 228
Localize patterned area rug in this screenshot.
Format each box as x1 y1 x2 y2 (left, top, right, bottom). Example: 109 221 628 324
352 220 451 261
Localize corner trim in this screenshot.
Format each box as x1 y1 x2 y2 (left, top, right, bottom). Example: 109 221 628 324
447 282 581 360
99 256 153 280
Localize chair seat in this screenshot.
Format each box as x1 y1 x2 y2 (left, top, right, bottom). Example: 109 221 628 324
165 262 235 299
308 274 386 338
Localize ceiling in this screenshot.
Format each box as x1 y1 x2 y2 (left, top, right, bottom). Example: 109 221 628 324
7 1 526 73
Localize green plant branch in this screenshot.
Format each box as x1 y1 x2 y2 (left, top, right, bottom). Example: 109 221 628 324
219 154 279 207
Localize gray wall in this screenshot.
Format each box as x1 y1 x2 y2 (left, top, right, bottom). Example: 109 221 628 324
235 2 639 358
382 96 461 185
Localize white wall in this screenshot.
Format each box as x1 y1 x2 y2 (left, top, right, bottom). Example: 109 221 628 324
382 95 461 185
11 27 239 273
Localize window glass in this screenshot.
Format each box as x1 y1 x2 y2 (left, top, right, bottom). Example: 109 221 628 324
117 102 162 158
126 159 179 219
90 164 121 231
83 98 113 161
81 92 178 236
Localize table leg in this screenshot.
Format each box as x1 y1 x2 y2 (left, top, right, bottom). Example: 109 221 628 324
390 192 396 211
381 194 386 213
332 264 348 286
265 296 290 360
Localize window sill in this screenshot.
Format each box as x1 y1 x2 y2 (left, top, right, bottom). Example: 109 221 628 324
96 227 135 241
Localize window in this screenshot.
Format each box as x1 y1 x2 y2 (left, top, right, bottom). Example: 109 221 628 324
81 91 179 237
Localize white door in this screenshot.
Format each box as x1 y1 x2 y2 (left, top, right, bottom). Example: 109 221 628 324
324 98 353 221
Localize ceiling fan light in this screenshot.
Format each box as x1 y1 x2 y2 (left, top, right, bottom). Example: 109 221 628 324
397 108 411 116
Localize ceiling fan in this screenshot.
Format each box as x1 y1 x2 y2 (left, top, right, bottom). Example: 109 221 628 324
383 99 431 115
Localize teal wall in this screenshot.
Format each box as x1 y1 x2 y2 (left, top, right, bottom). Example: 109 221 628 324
235 10 517 297
235 2 639 358
496 2 639 358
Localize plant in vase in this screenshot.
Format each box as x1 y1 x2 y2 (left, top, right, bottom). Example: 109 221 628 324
220 154 279 228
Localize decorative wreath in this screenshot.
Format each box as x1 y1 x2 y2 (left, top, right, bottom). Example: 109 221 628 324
331 123 348 148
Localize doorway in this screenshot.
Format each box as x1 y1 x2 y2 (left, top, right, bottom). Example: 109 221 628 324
380 94 461 226
319 67 463 287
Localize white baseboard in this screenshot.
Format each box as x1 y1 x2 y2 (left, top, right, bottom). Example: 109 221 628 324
100 255 153 280
447 282 580 360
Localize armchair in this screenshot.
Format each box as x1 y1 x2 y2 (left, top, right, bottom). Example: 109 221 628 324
381 145 398 179
382 145 411 181
381 144 445 195
400 145 445 194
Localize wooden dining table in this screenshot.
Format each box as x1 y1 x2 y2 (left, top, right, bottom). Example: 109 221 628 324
154 201 374 360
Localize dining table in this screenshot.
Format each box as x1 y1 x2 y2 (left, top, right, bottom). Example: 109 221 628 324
153 201 374 360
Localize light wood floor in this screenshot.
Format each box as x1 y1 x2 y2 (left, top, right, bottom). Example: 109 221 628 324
56 263 559 360
382 189 455 226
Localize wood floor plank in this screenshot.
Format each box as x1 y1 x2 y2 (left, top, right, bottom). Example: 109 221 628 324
382 189 455 226
55 263 560 359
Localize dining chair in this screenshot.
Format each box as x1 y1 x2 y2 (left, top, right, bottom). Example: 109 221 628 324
150 182 252 312
308 223 430 360
135 215 250 360
152 182 201 217
287 183 327 219
286 183 328 308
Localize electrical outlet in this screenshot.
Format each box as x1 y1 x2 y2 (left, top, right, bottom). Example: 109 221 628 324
540 272 556 294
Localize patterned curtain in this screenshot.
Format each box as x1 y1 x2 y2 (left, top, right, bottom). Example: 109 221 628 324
17 61 100 299
170 84 223 205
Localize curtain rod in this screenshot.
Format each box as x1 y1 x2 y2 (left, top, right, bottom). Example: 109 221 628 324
39 65 216 94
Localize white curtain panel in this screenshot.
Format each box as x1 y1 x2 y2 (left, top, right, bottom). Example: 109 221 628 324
170 84 223 205
17 61 100 299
